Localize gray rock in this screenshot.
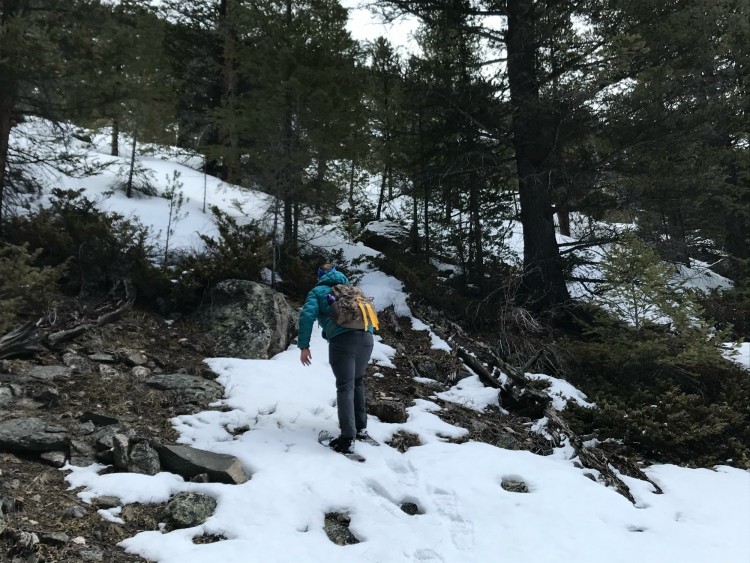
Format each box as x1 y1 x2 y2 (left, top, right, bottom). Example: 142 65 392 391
61 504 87 519
369 400 408 423
33 387 61 407
39 531 69 546
122 350 148 366
145 374 223 405
158 444 249 484
0 385 16 406
95 496 120 509
62 352 91 374
0 418 68 453
78 421 96 435
501 479 529 493
128 441 161 475
40 451 67 468
360 220 410 254
0 494 18 514
69 440 96 467
198 280 298 359
79 547 104 561
164 492 217 528
88 353 116 363
131 365 151 378
93 425 136 451
323 512 359 546
26 365 69 381
112 434 130 470
80 412 121 427
98 364 119 378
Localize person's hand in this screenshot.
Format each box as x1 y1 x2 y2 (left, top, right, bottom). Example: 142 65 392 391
300 348 312 366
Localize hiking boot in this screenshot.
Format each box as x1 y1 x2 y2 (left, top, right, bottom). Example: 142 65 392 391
328 436 354 454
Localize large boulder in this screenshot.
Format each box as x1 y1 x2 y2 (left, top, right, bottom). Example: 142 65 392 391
199 280 298 359
360 220 410 254
0 417 68 453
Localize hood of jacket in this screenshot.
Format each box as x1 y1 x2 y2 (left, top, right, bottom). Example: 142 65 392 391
316 270 349 287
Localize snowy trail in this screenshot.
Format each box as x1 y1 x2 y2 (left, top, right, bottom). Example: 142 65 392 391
66 327 750 563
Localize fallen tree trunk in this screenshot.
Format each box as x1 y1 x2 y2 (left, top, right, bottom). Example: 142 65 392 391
0 321 46 359
411 302 663 503
0 280 136 358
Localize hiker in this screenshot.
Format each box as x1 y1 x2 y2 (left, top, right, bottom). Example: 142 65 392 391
298 264 375 454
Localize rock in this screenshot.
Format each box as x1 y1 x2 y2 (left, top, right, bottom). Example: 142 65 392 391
80 412 121 427
369 400 408 423
40 451 67 468
0 494 18 514
33 387 61 407
25 365 69 381
112 434 130 470
323 511 359 546
198 280 298 359
122 350 148 366
69 440 96 467
158 444 249 484
78 421 96 435
164 492 217 528
145 374 223 405
39 531 69 546
0 418 68 453
0 513 6 535
131 365 151 378
62 505 87 519
501 479 529 493
360 220 410 254
95 496 120 509
128 441 161 475
79 547 104 561
88 353 116 363
400 502 422 515
62 353 91 374
98 364 119 378
93 425 136 451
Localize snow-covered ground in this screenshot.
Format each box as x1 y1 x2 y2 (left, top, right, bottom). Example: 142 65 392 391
10 120 750 562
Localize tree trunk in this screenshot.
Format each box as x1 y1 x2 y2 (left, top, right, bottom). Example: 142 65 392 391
506 0 570 311
220 0 240 183
0 1 24 229
126 126 137 198
0 88 13 228
111 116 119 156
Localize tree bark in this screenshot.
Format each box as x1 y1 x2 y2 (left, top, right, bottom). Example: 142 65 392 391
506 0 570 311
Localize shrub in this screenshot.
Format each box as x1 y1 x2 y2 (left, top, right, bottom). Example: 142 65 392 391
7 189 157 296
0 243 67 333
154 206 272 312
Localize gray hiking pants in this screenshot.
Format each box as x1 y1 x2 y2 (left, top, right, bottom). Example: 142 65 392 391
328 330 374 439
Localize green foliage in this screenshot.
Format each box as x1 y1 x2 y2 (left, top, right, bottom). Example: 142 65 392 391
560 233 750 467
7 189 156 295
157 206 271 311
0 244 67 333
698 288 750 339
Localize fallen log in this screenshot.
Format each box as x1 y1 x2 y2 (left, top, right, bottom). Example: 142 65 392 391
0 321 46 359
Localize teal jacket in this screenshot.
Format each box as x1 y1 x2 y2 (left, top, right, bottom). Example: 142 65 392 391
298 270 357 349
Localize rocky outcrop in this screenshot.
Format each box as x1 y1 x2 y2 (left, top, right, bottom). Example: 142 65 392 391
198 280 298 359
0 417 68 453
145 373 223 405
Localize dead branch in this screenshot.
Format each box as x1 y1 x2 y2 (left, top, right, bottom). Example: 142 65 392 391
0 321 47 359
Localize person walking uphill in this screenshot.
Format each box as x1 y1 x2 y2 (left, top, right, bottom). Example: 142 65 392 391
298 264 376 455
